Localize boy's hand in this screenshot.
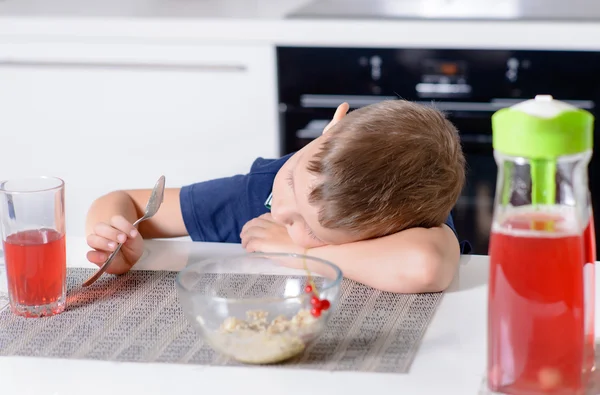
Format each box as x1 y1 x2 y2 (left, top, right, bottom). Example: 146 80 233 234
241 213 303 255
86 215 145 275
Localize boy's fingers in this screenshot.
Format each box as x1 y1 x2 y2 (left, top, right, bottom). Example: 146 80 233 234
101 259 132 275
240 219 253 236
93 222 128 244
86 250 108 265
109 215 139 238
257 213 277 223
87 249 133 274
242 236 262 251
241 228 268 248
86 234 118 252
323 102 349 134
240 219 267 238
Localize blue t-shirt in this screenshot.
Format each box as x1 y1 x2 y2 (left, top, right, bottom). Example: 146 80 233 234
180 154 470 253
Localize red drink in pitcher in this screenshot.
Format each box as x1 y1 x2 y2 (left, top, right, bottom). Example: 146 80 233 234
583 214 596 374
488 95 594 394
4 229 66 315
488 212 585 394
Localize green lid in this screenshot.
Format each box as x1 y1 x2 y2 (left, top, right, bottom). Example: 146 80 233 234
492 95 594 158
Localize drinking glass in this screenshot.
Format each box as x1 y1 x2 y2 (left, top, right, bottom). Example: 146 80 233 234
0 177 66 317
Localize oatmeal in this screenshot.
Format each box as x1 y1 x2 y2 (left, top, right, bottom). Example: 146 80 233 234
205 309 321 364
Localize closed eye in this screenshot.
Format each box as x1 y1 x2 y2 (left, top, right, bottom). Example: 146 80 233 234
286 169 294 190
306 224 322 242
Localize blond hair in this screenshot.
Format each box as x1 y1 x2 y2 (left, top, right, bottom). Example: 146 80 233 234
307 100 465 239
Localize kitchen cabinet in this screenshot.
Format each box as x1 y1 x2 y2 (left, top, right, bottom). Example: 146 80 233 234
0 41 279 237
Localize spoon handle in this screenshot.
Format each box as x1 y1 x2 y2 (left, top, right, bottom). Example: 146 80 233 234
82 243 124 287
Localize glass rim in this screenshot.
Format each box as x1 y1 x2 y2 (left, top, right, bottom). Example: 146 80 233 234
175 252 343 303
0 176 64 194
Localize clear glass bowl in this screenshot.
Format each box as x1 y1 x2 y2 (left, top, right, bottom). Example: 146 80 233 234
175 252 343 364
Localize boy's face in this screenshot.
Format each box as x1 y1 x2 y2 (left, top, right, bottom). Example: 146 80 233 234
270 136 362 248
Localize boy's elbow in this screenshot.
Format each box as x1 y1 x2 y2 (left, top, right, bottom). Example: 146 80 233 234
390 240 459 294
416 227 462 292
416 246 456 292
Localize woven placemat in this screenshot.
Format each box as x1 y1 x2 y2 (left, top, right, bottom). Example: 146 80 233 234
0 293 7 311
0 268 442 373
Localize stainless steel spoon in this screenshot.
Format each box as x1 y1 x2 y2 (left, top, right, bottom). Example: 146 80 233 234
82 175 166 287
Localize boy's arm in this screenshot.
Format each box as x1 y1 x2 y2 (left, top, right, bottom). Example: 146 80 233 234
307 225 460 294
85 188 188 239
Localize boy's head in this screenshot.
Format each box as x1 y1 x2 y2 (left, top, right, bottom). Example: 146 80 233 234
270 100 465 248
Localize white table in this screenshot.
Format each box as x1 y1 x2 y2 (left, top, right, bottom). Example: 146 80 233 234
0 237 592 395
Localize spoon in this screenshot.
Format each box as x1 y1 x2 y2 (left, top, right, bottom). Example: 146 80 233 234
82 175 166 287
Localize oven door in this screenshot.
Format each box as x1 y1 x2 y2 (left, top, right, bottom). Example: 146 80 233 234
280 107 497 254
447 112 496 255
279 107 333 154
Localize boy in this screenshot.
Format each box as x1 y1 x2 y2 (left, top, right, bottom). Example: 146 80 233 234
85 100 468 294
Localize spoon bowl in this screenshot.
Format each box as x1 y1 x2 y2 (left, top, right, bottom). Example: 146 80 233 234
141 175 166 220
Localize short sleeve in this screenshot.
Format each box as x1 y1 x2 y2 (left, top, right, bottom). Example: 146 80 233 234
444 211 472 254
179 155 292 243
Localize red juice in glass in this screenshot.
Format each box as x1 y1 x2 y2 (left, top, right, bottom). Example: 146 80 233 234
488 211 585 395
4 229 66 311
0 176 66 317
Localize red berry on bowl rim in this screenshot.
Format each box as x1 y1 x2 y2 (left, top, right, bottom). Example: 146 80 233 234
310 296 321 308
302 251 329 318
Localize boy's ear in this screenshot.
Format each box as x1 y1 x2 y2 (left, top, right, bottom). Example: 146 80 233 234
323 102 349 134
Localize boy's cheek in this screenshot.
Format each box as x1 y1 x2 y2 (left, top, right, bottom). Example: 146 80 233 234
286 227 308 247
286 228 306 247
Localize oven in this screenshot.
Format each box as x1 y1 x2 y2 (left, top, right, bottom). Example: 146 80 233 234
276 47 600 254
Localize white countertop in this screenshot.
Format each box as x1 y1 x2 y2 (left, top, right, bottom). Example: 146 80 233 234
1 238 599 394
0 236 585 395
1 0 600 50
